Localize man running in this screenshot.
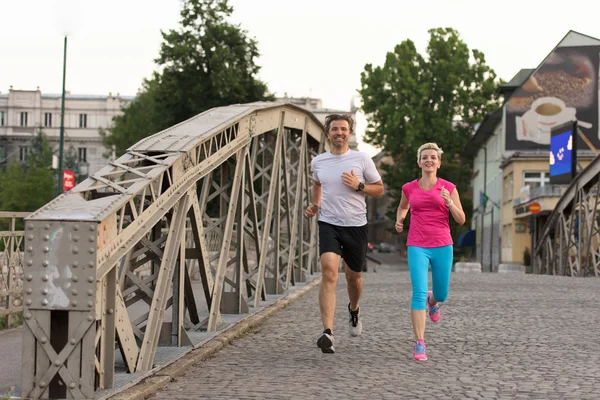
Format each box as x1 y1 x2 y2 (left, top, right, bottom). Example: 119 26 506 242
305 114 384 353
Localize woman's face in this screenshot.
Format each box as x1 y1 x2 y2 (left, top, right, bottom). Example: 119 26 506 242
418 149 441 173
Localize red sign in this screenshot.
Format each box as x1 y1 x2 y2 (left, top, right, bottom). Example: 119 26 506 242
63 170 75 192
529 201 542 215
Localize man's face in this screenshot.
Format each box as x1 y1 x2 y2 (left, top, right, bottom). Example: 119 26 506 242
328 120 351 148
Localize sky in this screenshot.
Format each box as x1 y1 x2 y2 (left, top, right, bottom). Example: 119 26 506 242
2 0 600 155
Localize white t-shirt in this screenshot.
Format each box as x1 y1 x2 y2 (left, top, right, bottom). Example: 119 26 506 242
311 149 382 227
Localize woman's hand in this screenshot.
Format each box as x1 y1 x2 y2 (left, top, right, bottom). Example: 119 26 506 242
440 187 452 206
395 217 404 232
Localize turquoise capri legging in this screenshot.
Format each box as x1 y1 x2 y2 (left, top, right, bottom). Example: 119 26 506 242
407 245 453 310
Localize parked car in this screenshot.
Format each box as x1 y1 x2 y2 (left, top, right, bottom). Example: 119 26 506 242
379 242 393 253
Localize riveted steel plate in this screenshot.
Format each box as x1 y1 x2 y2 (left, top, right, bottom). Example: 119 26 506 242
23 220 98 311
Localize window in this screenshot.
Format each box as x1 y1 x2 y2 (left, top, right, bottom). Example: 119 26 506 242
523 171 550 190
78 147 87 163
20 112 28 127
0 111 4 126
44 113 52 127
19 146 29 161
79 113 87 128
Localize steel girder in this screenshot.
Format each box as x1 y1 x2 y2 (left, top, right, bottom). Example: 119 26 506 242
21 102 324 398
534 154 600 278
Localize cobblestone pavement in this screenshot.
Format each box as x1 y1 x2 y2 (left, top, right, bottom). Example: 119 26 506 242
150 264 600 399
0 327 22 395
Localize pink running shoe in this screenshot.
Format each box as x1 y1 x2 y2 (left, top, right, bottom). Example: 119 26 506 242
427 291 440 323
413 340 427 361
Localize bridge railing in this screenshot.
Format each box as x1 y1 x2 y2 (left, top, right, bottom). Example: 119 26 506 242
534 153 600 277
0 212 29 329
21 102 326 399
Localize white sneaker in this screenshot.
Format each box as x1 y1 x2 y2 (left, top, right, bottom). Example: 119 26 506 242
348 303 362 337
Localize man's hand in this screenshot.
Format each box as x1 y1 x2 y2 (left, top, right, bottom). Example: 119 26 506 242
342 169 360 190
395 217 404 232
305 203 319 218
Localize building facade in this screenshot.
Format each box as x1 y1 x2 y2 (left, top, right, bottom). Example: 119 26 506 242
0 88 133 176
366 151 397 247
277 96 359 149
466 30 600 270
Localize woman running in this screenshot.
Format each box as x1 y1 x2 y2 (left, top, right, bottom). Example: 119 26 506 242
395 143 466 361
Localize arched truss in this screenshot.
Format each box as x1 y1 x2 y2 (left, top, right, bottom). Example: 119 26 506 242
21 102 326 398
534 154 600 278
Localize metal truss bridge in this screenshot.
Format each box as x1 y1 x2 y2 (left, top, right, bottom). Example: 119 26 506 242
535 153 600 277
19 102 326 399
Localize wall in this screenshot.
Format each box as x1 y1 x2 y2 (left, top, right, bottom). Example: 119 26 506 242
472 122 504 269
503 156 595 263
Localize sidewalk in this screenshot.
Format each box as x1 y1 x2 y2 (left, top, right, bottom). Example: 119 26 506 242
149 263 600 399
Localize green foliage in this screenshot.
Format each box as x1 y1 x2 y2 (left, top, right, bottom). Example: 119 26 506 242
0 311 23 331
63 145 78 171
359 28 504 238
0 132 55 213
103 0 273 156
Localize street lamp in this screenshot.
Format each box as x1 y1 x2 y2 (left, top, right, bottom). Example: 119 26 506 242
56 36 67 195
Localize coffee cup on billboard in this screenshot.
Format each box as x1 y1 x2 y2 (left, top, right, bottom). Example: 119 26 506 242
516 97 577 144
530 97 568 125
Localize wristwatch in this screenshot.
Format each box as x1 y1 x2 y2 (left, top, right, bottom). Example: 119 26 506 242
356 182 365 192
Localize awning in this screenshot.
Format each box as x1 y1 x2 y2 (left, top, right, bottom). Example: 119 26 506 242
457 230 476 247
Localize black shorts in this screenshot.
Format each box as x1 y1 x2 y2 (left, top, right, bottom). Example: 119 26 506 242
318 221 368 273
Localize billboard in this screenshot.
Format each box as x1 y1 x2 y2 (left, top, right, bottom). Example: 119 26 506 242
505 45 600 150
549 121 577 184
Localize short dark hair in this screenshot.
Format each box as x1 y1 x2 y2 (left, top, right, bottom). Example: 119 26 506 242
324 114 354 135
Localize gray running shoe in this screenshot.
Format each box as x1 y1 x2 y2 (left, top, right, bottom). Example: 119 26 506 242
348 303 362 337
317 331 335 353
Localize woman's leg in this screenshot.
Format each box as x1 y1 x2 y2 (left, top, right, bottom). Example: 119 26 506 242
429 245 453 306
407 246 430 340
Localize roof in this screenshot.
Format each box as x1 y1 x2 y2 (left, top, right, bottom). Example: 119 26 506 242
371 150 387 163
42 93 135 101
500 149 597 169
311 108 352 114
464 107 503 157
502 69 535 89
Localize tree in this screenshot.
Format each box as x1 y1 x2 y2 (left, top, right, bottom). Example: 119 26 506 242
0 131 55 213
103 0 273 156
359 28 504 239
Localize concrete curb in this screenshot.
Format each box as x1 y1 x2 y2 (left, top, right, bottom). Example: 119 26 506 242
454 262 482 273
107 276 322 400
498 264 526 273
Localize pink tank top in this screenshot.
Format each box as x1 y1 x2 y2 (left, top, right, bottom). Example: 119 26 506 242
402 178 456 248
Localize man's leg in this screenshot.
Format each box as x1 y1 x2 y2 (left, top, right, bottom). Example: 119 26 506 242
344 263 363 312
340 224 367 337
319 252 342 332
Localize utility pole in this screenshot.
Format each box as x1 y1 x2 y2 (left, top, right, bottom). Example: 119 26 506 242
57 36 67 195
480 146 487 266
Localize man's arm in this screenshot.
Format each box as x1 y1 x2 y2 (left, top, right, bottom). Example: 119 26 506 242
341 170 384 198
362 179 384 198
311 180 322 206
305 180 322 217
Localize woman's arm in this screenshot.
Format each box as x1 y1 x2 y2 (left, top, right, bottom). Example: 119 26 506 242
395 192 410 232
447 188 466 225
